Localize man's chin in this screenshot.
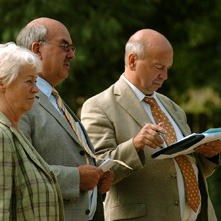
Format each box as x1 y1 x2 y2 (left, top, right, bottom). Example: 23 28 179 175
61 72 69 80
153 83 163 91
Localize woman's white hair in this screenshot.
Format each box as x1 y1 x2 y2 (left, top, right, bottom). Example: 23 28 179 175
124 41 146 66
0 42 42 86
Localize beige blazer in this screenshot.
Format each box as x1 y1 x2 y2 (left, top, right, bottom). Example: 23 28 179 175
81 76 219 221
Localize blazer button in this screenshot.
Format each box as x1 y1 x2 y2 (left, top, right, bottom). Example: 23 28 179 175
174 200 180 206
85 209 90 215
80 150 85 156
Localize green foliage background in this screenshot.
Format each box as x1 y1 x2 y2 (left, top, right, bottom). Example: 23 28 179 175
0 0 220 218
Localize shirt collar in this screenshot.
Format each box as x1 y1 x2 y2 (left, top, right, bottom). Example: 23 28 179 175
122 74 157 101
36 76 53 98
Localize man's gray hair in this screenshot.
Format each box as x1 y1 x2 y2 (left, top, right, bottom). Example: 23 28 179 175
124 41 146 66
0 42 42 86
16 24 49 49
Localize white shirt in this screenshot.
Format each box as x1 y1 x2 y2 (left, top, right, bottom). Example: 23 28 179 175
122 74 201 221
36 77 97 220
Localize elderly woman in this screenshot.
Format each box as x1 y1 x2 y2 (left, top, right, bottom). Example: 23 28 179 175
0 42 64 220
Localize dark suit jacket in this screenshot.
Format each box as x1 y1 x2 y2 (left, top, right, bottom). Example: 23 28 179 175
81 76 220 221
18 90 104 221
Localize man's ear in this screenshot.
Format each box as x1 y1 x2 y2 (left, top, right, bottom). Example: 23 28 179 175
31 42 41 58
128 53 137 70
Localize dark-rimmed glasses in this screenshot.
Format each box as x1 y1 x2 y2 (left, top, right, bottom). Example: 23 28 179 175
38 40 76 53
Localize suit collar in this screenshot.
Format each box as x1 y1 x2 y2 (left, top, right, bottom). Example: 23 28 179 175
35 91 83 146
0 111 51 177
36 76 52 98
157 94 189 137
16 128 52 176
114 76 153 127
114 77 189 137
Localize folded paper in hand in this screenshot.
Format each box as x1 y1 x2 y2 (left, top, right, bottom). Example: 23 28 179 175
99 158 133 172
151 128 221 160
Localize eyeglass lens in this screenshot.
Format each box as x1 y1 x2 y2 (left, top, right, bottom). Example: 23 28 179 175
64 44 75 52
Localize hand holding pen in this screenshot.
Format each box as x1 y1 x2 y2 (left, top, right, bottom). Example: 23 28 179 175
133 122 167 152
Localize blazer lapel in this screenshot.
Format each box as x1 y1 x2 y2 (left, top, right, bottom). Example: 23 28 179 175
156 94 190 137
114 76 153 128
0 112 48 174
114 77 189 137
35 91 82 147
11 126 51 177
64 102 95 153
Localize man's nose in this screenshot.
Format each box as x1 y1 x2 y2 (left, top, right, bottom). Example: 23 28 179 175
67 48 75 60
160 68 168 80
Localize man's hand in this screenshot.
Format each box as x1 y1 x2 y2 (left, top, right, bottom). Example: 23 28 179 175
98 170 113 194
194 140 221 158
78 165 104 191
133 122 167 152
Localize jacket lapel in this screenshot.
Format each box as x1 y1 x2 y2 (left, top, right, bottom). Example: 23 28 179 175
10 126 51 177
114 77 189 137
35 91 83 147
156 94 190 137
0 112 47 173
114 76 153 128
63 101 95 152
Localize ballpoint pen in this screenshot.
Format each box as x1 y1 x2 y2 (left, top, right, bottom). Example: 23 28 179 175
156 130 167 148
143 122 167 148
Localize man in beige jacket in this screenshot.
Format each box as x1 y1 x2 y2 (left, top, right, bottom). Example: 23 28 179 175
81 29 221 220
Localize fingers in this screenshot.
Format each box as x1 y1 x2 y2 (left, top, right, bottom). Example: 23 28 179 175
78 166 114 193
195 147 218 158
133 123 167 151
194 140 221 157
98 170 113 194
101 170 113 179
78 165 104 191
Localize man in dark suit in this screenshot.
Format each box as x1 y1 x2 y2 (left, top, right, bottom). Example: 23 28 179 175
17 17 113 221
81 29 221 220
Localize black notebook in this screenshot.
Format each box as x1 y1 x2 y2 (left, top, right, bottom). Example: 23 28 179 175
151 128 221 159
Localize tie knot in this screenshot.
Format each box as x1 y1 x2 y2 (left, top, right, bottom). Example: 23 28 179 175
143 97 157 107
52 88 61 105
52 88 59 95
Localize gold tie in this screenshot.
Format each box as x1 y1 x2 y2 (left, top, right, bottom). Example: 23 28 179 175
52 88 97 163
144 97 200 213
52 88 132 170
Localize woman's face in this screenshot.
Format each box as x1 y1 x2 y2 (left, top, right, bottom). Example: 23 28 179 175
4 65 39 118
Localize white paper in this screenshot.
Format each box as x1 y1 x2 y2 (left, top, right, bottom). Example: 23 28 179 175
98 158 116 172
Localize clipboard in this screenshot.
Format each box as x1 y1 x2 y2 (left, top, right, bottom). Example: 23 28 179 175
151 128 221 159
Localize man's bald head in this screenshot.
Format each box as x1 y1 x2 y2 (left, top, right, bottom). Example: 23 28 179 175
124 29 174 94
124 29 173 66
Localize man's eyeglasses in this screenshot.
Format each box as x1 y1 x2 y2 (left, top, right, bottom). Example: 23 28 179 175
38 40 76 53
